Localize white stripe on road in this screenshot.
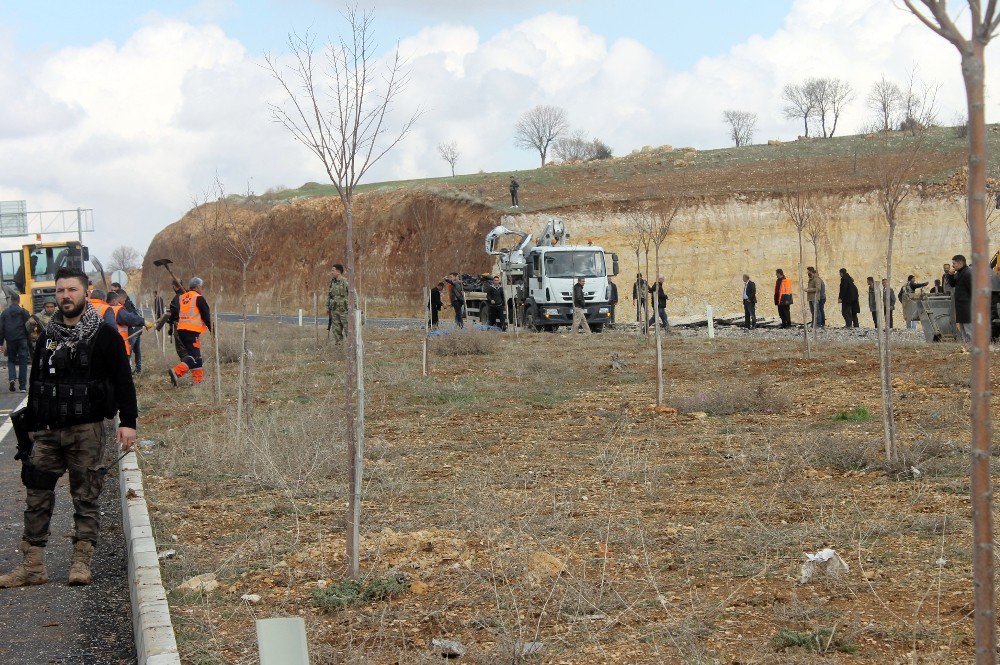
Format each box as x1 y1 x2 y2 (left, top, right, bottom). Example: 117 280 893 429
0 395 29 442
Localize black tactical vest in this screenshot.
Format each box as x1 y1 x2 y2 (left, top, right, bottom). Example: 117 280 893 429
29 333 113 429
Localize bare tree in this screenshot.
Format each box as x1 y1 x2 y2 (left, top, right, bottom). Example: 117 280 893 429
900 70 939 135
108 245 143 273
410 194 444 376
779 188 814 356
902 4 1000 661
437 140 459 177
553 129 594 162
513 105 568 167
867 76 905 132
649 200 682 405
782 82 815 137
722 110 757 147
807 78 854 137
265 10 418 578
624 209 653 336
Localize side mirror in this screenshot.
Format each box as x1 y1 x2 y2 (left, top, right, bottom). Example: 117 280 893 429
611 253 619 277
82 247 90 262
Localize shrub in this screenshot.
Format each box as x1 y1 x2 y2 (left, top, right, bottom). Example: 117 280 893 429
801 435 878 472
430 333 494 357
772 627 857 654
669 379 790 416
311 573 408 610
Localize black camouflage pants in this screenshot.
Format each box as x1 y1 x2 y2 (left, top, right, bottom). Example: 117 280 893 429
23 421 110 546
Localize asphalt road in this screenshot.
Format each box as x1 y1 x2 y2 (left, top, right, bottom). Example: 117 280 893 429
0 392 135 664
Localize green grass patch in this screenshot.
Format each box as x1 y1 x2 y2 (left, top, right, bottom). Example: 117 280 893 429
311 573 409 610
833 406 873 422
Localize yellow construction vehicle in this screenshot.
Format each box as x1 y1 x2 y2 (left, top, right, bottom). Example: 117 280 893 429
0 240 88 312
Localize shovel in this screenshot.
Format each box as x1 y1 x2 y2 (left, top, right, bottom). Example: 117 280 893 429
153 258 182 291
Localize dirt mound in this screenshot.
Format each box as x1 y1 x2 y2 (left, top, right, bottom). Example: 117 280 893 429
141 190 495 316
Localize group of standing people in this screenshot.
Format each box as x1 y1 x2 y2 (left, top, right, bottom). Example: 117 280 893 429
739 254 974 336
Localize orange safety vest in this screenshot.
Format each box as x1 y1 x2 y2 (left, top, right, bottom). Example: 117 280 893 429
89 298 110 320
111 304 131 355
177 291 207 333
778 277 793 298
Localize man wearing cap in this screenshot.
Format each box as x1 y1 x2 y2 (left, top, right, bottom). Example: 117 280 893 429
168 277 212 386
26 296 57 348
111 282 144 374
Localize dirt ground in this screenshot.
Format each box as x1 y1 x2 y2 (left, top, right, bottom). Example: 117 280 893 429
135 321 995 664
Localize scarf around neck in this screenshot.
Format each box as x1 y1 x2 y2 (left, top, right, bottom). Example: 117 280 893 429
45 302 102 351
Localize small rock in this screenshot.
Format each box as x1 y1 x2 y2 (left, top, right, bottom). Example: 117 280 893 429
240 593 262 603
673 159 687 167
432 638 467 658
519 641 545 657
410 580 429 595
157 549 177 560
689 411 708 420
653 405 677 415
525 551 565 587
125 488 138 500
176 572 219 594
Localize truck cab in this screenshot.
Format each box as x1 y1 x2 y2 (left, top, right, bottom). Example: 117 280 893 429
0 241 88 312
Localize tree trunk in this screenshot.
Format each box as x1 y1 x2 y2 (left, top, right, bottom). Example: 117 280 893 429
343 199 362 579
879 226 898 463
797 229 811 358
962 40 996 664
803 115 809 137
422 286 429 377
653 246 663 405
213 297 222 405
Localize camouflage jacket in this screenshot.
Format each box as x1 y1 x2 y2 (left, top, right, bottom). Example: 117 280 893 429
327 277 348 313
27 311 53 343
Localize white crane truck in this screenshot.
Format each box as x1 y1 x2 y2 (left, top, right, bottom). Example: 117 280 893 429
465 218 619 332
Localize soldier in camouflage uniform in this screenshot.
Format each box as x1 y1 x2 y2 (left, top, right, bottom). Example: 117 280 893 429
327 264 349 343
26 296 57 349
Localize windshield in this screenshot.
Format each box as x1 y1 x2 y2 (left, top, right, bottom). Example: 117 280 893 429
29 245 76 281
543 251 606 278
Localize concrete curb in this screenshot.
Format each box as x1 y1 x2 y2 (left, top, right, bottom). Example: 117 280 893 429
119 451 181 665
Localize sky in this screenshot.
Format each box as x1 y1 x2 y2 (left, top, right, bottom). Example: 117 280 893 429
0 0 993 260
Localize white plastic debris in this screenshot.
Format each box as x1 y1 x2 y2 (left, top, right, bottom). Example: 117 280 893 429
241 593 262 603
798 547 849 583
157 549 177 560
431 638 467 657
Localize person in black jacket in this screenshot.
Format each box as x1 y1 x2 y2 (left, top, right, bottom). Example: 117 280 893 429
571 277 591 334
742 274 757 329
632 273 648 323
485 275 507 330
0 293 32 392
607 277 618 328
837 268 860 328
111 282 144 374
0 267 137 589
444 273 465 329
648 276 670 330
947 254 973 341
428 282 443 329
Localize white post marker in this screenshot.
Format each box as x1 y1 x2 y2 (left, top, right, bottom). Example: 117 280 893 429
707 305 715 339
298 308 303 326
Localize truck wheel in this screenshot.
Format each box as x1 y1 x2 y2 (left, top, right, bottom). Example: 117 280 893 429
524 308 542 332
591 324 604 333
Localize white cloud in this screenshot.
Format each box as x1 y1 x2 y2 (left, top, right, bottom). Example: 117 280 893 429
0 1 992 260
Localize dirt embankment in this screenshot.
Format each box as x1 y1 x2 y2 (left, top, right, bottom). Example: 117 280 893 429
143 127 994 317
141 190 496 315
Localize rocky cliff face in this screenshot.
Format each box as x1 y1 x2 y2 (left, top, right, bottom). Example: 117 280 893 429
143 189 969 319
511 194 967 318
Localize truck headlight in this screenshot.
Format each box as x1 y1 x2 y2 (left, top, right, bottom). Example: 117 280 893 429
598 307 609 314
544 308 559 315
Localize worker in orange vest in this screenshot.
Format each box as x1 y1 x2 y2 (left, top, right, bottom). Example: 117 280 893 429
106 291 149 358
87 289 119 329
168 277 212 386
774 269 793 329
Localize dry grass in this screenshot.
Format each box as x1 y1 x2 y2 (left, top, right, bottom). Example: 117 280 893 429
134 323 990 664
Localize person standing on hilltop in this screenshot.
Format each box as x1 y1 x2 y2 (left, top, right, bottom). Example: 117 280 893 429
774 269 793 329
509 176 520 208
838 268 860 328
327 264 349 343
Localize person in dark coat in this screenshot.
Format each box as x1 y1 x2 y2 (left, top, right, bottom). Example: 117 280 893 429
648 276 670 330
607 277 618 328
741 274 757 329
429 282 443 329
632 273 648 323
509 177 520 207
947 254 973 341
444 272 465 329
837 268 860 328
485 275 507 330
0 293 31 392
